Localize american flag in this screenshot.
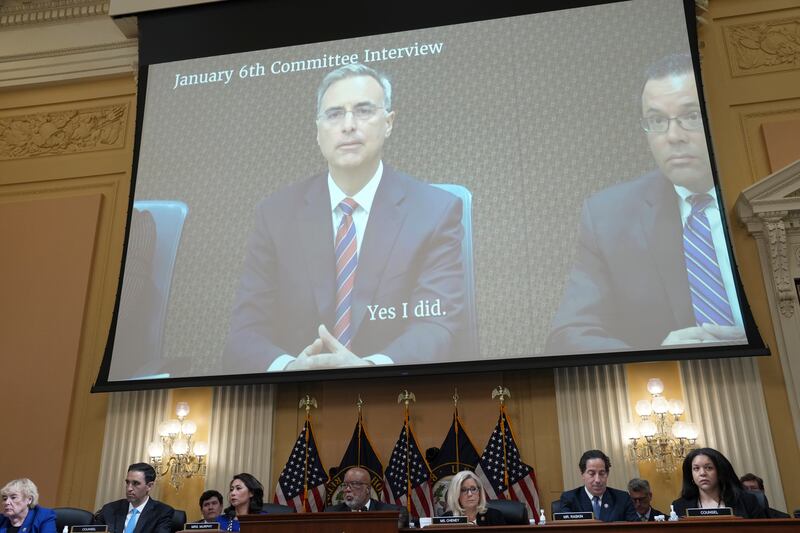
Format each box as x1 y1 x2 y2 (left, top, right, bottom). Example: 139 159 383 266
274 420 329 512
382 421 434 518
475 408 541 522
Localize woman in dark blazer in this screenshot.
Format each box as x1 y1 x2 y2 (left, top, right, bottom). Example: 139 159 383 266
672 448 766 519
443 471 506 526
217 473 267 532
0 479 56 533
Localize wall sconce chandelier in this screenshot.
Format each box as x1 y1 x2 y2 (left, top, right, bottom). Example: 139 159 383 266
623 378 699 473
147 401 208 490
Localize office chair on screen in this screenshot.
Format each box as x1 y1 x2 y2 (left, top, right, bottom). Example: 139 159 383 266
431 183 478 359
110 200 189 380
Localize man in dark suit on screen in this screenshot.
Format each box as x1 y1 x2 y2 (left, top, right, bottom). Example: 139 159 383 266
94 463 174 533
559 450 637 522
324 467 408 527
224 63 468 373
545 53 745 354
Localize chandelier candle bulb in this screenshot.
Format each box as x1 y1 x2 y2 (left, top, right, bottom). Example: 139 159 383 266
635 400 652 417
175 402 190 418
646 378 664 395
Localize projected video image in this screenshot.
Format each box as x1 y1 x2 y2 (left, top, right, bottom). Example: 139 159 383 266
102 0 754 384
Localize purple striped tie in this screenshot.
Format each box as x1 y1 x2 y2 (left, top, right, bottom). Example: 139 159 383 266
683 194 734 327
334 198 359 348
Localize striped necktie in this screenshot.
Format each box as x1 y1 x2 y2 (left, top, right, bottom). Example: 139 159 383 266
334 198 359 348
683 194 734 326
592 496 601 520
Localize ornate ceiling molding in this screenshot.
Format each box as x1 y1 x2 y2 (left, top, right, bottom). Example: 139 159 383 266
0 1 109 28
0 1 135 87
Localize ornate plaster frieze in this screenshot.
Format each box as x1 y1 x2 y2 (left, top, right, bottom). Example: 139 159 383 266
0 103 128 160
736 160 800 320
759 211 795 318
723 16 800 77
0 1 108 28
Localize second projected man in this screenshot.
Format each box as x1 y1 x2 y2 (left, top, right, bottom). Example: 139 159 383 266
545 53 745 354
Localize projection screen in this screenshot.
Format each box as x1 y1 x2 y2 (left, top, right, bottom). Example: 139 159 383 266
93 0 767 390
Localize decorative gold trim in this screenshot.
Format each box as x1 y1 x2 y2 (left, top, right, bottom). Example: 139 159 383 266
0 103 128 160
0 1 109 28
0 40 134 63
723 16 800 77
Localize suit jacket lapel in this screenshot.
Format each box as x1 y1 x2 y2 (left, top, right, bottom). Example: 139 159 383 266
132 499 153 533
115 501 128 533
299 175 337 321
577 489 593 514
639 172 694 328
601 491 615 520
350 167 407 337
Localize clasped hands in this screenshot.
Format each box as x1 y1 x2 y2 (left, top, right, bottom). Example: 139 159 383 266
285 324 373 370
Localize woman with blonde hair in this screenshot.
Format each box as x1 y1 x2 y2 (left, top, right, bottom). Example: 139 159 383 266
443 471 505 526
0 479 56 533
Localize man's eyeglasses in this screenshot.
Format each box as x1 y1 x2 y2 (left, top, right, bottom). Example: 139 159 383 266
342 481 368 490
318 104 385 125
640 111 703 133
460 486 480 495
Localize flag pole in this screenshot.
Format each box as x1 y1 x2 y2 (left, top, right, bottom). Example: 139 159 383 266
299 395 318 513
397 390 416 516
453 388 461 471
491 386 511 490
357 395 364 466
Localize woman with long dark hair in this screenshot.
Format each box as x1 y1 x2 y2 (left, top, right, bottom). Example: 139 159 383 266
218 473 266 531
672 448 766 518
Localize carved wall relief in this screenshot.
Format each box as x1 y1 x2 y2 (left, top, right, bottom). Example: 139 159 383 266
724 16 800 76
760 211 795 318
0 103 128 160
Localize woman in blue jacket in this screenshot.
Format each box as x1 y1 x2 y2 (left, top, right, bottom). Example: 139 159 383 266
1 479 56 533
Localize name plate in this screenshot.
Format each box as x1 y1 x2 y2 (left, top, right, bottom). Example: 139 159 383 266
185 523 220 530
686 507 733 518
71 527 107 533
431 516 469 525
554 512 594 521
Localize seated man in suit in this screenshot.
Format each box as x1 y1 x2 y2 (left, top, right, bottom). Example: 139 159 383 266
545 53 745 354
740 473 790 518
324 467 408 526
559 450 637 522
94 463 174 533
224 62 469 373
627 478 663 521
197 490 223 523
